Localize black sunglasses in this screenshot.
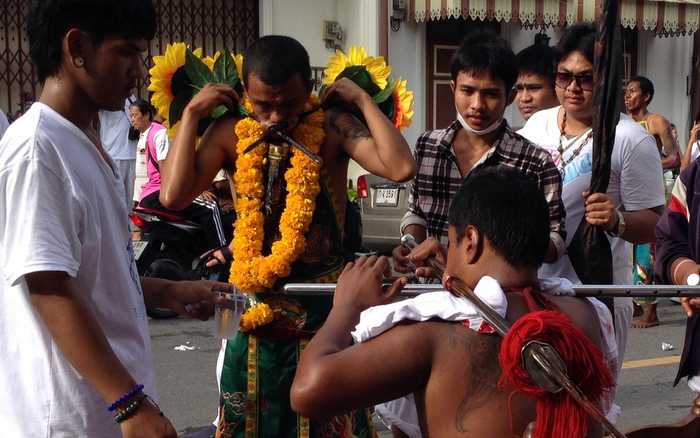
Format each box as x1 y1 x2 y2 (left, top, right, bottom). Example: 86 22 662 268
555 72 595 92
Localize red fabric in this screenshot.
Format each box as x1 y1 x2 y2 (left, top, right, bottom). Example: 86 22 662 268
498 310 614 438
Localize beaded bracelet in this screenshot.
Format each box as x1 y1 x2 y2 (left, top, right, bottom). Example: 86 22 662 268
113 395 145 424
108 384 144 412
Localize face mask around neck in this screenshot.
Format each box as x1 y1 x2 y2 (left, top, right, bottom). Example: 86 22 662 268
456 109 503 136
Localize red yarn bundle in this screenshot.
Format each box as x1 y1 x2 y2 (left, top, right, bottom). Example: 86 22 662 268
498 310 614 438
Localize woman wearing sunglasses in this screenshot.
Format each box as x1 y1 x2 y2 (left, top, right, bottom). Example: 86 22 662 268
519 23 665 393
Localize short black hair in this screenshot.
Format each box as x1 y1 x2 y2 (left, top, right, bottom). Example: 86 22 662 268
630 75 655 104
448 167 549 269
556 23 596 66
27 0 156 83
517 44 560 86
131 99 154 119
451 32 518 93
243 35 311 87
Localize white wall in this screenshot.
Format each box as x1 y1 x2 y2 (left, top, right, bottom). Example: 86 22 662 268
260 0 380 68
636 31 694 148
338 0 379 56
388 15 427 148
260 0 340 67
346 4 428 184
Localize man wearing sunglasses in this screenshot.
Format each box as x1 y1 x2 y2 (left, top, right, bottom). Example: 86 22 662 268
519 24 665 385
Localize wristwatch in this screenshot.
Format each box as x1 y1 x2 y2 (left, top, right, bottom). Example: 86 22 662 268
606 210 626 237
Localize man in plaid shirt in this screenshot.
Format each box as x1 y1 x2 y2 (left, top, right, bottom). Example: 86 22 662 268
394 33 565 272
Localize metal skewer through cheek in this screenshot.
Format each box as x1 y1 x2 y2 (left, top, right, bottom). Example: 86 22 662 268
241 116 324 166
399 234 627 438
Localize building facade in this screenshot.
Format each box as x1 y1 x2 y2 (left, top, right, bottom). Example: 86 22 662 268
0 0 258 120
265 1 694 145
1 0 696 148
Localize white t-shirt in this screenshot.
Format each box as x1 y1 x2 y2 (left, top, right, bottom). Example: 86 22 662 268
519 106 665 285
0 109 9 139
99 97 137 160
137 124 170 161
134 125 169 202
0 103 156 437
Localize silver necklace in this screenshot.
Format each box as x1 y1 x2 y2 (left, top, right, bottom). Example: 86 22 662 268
558 111 593 176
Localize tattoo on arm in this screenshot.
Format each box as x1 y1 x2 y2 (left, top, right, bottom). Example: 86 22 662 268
446 324 502 433
328 109 371 140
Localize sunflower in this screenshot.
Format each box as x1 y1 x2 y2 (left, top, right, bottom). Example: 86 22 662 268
323 46 391 90
203 51 244 82
148 43 203 121
392 78 414 129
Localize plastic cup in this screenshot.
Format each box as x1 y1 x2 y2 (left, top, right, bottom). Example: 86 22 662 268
213 287 246 339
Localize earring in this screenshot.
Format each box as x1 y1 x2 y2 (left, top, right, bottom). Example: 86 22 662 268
74 57 84 67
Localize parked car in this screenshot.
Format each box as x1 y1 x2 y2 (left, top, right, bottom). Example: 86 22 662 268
356 173 409 254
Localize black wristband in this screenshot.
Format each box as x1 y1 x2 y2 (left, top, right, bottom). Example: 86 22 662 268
113 394 146 424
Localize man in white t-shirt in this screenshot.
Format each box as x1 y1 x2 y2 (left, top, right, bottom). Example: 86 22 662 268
99 96 138 208
522 108 664 283
0 2 226 437
519 24 665 372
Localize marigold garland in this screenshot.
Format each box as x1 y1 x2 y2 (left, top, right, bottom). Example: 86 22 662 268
229 97 325 295
239 302 275 332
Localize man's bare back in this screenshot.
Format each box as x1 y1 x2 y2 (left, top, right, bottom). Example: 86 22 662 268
381 293 603 437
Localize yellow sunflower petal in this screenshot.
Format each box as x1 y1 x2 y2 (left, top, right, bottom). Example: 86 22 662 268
203 58 215 70
234 54 244 83
323 49 347 85
394 78 414 129
347 46 368 65
322 45 390 90
364 56 391 90
147 43 203 121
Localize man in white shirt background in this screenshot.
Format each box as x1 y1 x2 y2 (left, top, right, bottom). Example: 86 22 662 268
99 95 138 209
0 1 226 437
519 24 665 377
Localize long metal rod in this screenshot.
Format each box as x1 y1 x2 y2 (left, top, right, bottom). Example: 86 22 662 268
283 283 700 298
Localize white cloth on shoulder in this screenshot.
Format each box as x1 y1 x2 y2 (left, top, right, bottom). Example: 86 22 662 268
351 276 506 343
354 276 620 437
353 276 506 438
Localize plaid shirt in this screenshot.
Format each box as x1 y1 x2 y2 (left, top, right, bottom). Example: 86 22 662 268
401 121 565 244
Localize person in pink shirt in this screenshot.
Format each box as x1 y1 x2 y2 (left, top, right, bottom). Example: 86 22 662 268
129 100 228 254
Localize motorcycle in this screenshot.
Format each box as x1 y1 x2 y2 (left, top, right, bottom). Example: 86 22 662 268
129 206 231 319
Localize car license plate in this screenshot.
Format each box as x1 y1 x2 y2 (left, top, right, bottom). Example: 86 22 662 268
133 240 148 261
375 188 399 206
